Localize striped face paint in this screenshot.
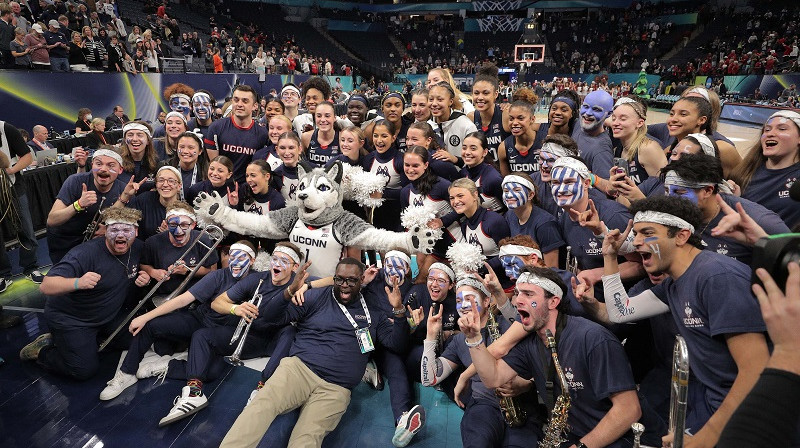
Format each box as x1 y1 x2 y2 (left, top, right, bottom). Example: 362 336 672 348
500 255 526 280
551 167 584 207
456 290 482 316
383 256 410 286
538 150 559 181
230 250 252 278
502 181 530 209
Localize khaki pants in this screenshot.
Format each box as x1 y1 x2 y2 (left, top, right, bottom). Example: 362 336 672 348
220 356 351 448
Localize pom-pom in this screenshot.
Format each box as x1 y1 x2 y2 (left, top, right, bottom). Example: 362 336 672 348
446 241 486 279
340 164 387 208
253 251 271 273
401 204 442 242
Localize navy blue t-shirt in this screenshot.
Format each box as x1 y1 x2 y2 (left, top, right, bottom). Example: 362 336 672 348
504 206 565 254
141 230 219 294
504 316 637 444
572 127 614 180
462 162 504 212
127 191 167 241
741 163 800 229
363 269 414 319
47 172 126 259
531 171 561 218
225 269 294 334
649 250 766 432
204 116 269 183
558 196 632 270
189 267 241 328
45 238 144 328
261 285 410 389
404 284 459 347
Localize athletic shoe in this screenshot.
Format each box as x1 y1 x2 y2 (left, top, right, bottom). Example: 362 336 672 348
362 359 384 390
0 278 12 294
158 386 208 427
392 404 425 447
19 333 52 361
27 270 44 284
136 355 171 379
99 370 138 400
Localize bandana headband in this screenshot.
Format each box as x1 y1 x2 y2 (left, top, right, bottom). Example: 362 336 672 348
384 250 411 267
429 262 455 281
165 111 188 124
634 210 695 234
552 96 576 111
686 133 716 157
273 245 300 264
93 149 123 165
768 110 800 130
455 276 490 297
516 272 563 299
105 219 139 227
499 244 542 260
663 170 716 190
540 142 570 158
169 93 191 103
281 85 301 97
165 208 196 222
123 122 152 139
192 92 212 102
502 175 535 192
229 243 256 259
551 157 590 179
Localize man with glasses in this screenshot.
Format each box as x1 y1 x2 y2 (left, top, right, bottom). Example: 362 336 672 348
221 258 411 448
46 148 127 263
20 207 151 379
140 201 218 308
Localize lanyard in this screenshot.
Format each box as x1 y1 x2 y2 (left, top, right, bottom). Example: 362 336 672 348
335 290 371 329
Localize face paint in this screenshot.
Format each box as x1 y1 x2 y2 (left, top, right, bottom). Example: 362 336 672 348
167 216 191 239
539 150 559 179
192 93 213 120
666 184 699 204
644 236 662 260
383 256 410 286
579 90 613 132
502 182 530 209
456 290 482 316
270 254 292 271
229 249 252 278
106 223 136 240
551 167 585 207
170 97 192 117
500 255 526 280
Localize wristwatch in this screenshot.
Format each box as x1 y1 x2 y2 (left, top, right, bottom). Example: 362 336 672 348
575 442 588 448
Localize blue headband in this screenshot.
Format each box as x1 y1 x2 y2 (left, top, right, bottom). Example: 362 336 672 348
348 95 369 107
552 96 577 111
382 92 405 106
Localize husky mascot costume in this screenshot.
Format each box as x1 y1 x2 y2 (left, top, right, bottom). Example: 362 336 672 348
194 161 438 278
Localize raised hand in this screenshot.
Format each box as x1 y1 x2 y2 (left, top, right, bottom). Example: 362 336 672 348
384 276 403 310
78 183 98 208
711 194 767 246
408 305 425 328
571 276 595 305
78 271 102 289
569 199 604 235
287 261 311 304
603 219 633 256
73 148 88 167
481 261 504 296
457 296 482 341
134 270 150 287
426 303 444 340
227 182 239 207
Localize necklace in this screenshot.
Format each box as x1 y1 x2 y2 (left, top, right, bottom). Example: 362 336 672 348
700 203 722 235
112 249 133 275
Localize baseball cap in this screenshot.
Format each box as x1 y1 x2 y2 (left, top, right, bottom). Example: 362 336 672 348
31 23 43 33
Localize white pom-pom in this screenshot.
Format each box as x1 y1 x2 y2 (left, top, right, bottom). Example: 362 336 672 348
446 241 486 278
253 250 271 272
340 164 387 208
401 204 443 242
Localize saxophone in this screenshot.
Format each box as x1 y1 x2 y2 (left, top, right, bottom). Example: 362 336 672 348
487 306 527 428
539 329 571 448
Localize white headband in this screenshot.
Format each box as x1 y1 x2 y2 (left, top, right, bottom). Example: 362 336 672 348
105 219 139 227
384 250 411 267
165 208 197 222
123 122 152 139
499 244 542 260
92 148 123 165
169 93 191 103
687 87 710 102
663 170 716 190
633 210 695 234
539 142 570 158
516 272 563 299
686 133 716 157
273 245 300 264
552 157 590 179
281 85 300 97
502 175 535 192
157 165 182 182
614 97 638 108
165 111 188 123
429 262 455 281
229 243 256 259
768 110 800 130
192 92 212 102
456 276 490 297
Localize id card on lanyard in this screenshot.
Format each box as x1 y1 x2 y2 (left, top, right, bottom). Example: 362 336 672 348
335 290 374 353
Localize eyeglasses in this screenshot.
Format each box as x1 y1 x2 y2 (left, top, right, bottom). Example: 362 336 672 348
427 276 450 288
333 276 360 286
281 92 299 99
156 177 180 186
167 222 192 231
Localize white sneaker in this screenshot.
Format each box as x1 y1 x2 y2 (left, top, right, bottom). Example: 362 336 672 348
392 404 425 447
246 388 259 407
362 359 384 390
99 370 138 401
158 386 208 427
136 355 171 379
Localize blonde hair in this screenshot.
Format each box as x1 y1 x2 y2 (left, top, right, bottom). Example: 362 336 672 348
90 117 105 130
269 114 292 130
429 67 471 111
449 177 478 195
102 207 142 225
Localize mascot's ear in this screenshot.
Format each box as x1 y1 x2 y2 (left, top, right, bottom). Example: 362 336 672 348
297 163 308 180
325 161 344 185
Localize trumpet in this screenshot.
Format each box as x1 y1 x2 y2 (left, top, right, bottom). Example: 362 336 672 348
565 245 579 275
669 336 690 448
225 279 264 366
98 225 225 351
83 196 107 242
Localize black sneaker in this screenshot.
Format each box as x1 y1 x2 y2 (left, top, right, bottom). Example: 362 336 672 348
27 270 45 284
0 278 12 294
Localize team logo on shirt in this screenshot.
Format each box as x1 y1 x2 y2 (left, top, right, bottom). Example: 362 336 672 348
468 233 480 246
716 243 729 256
288 183 298 200
376 165 390 179
683 302 705 328
563 367 584 390
188 257 197 266
413 196 425 207
449 135 461 147
128 266 138 279
354 314 367 321
779 177 796 198
585 239 602 255
247 203 264 215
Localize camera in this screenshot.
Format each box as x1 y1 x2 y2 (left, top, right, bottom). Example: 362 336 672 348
751 234 800 292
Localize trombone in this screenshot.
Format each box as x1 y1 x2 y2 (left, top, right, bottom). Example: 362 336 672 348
225 279 264 366
98 225 225 351
669 335 690 448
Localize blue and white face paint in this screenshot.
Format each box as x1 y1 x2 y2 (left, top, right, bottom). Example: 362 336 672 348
666 184 700 204
500 255 526 280
166 215 193 245
383 256 410 286
192 92 213 121
502 181 530 209
169 94 192 118
455 289 483 317
579 90 613 132
551 167 585 207
229 249 252 278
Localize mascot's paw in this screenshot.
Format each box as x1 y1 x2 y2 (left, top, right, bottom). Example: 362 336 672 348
410 226 437 254
193 191 228 223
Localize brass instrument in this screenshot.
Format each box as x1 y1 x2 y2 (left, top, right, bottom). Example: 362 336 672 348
98 225 225 351
539 329 571 448
565 245 579 275
669 336 690 448
82 196 107 242
632 422 645 448
225 279 264 366
487 306 527 428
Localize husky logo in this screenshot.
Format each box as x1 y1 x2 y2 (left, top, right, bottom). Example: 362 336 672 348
413 196 425 207
288 182 298 200
247 203 264 215
376 165 390 179
683 302 704 328
128 266 138 279
716 243 729 255
564 367 584 390
468 233 480 246
586 238 602 255
188 257 197 266
779 177 796 198
684 302 692 316
449 135 461 147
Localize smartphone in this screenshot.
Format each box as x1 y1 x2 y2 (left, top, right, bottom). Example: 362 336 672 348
406 292 417 309
432 302 441 315
613 157 628 176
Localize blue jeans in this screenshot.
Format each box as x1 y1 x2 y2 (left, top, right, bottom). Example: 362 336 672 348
50 57 69 72
0 192 39 277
